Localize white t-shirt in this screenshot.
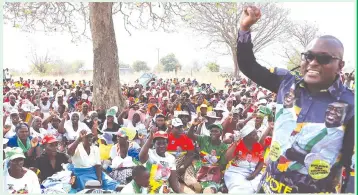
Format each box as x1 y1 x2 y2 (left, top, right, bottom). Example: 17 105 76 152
52 101 68 112
109 142 140 160
111 155 136 169
64 121 91 141
71 143 101 168
3 102 18 113
30 127 48 139
4 124 16 138
121 181 148 194
145 149 176 182
39 101 51 113
4 169 41 194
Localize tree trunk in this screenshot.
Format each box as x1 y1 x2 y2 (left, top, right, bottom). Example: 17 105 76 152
231 46 240 79
89 2 125 111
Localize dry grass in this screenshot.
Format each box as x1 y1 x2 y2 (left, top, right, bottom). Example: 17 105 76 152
14 71 228 89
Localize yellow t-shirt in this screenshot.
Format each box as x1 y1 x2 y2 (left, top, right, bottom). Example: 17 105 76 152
98 139 113 160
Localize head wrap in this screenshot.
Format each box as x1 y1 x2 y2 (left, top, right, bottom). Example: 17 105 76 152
239 120 256 139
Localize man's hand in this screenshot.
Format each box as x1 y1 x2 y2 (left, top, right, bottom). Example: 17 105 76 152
79 129 88 139
246 173 256 181
240 6 261 31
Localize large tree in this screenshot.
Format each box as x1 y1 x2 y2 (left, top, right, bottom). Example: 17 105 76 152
3 2 178 110
160 53 181 72
206 62 220 72
132 60 150 72
180 2 291 78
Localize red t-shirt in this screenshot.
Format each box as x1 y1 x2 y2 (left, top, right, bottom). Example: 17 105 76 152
232 140 264 167
167 133 194 152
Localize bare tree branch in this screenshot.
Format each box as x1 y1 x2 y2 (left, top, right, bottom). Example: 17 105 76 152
3 2 181 42
178 2 291 76
281 21 320 69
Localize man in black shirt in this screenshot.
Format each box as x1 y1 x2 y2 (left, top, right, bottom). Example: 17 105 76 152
34 135 69 182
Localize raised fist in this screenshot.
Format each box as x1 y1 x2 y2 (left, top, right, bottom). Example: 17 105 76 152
240 6 261 31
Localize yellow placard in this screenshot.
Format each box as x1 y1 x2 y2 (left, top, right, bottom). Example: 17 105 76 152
308 159 330 180
269 141 281 162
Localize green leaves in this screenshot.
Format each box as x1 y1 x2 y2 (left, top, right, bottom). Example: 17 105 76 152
206 62 220 72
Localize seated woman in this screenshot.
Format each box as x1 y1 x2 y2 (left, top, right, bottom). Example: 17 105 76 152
4 147 41 193
187 120 228 193
224 121 266 194
109 127 140 160
108 129 140 185
29 116 47 140
34 135 69 182
58 112 94 142
139 130 182 194
100 107 121 135
67 129 121 192
7 123 41 168
121 165 150 194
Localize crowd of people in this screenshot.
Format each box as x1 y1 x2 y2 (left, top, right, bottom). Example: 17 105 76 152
3 74 278 193
3 6 355 195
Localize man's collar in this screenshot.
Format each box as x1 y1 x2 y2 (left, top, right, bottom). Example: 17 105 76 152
295 76 344 100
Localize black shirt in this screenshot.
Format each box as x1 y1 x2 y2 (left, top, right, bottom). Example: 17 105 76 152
34 152 69 181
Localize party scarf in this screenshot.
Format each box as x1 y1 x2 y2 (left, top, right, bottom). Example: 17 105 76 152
132 181 142 193
17 137 31 153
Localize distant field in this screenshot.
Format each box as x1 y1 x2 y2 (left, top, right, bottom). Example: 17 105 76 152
12 71 229 89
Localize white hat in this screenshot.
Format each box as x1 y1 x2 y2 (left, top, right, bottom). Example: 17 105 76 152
206 111 220 119
259 99 268 105
232 107 241 114
32 106 40 112
235 104 245 110
21 104 31 112
81 94 88 100
178 111 190 116
239 120 256 139
172 118 184 127
213 103 226 111
56 91 64 97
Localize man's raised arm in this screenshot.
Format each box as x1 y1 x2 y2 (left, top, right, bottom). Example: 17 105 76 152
237 6 284 94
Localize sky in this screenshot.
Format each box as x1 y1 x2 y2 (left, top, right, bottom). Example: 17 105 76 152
3 2 356 72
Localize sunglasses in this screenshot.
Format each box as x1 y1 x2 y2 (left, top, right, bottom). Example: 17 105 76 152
301 52 341 65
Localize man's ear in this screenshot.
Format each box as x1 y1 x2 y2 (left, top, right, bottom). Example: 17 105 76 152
338 61 345 74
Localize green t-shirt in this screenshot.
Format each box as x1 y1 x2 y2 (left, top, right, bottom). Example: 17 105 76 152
197 135 228 167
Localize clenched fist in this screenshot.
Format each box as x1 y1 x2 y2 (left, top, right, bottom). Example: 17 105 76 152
240 6 261 31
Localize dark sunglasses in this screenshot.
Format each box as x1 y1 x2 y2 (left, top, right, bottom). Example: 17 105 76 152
301 52 342 65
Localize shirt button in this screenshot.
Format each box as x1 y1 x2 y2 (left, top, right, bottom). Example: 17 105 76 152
299 115 303 118
309 97 312 100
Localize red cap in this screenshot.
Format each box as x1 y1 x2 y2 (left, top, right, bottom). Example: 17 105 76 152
153 131 168 139
41 135 58 144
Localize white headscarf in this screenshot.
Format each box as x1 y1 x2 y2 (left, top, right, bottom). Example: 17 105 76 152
238 120 256 140
64 112 91 140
